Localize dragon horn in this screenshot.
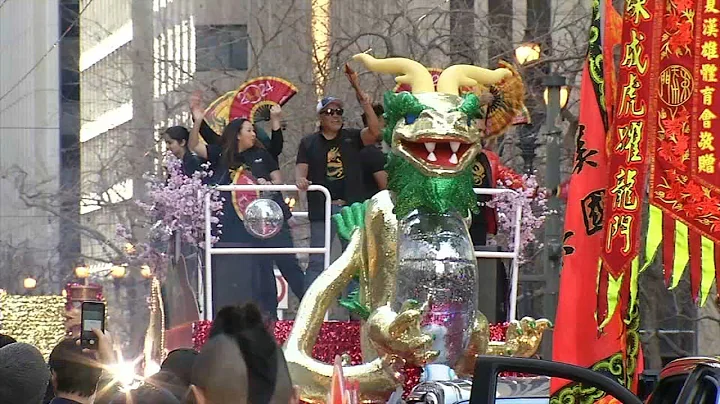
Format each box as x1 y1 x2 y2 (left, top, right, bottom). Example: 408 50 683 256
352 54 434 94
437 65 513 95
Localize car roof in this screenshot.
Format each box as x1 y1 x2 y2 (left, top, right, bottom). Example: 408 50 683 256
660 357 720 379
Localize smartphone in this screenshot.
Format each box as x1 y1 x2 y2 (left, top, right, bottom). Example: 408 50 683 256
80 301 105 349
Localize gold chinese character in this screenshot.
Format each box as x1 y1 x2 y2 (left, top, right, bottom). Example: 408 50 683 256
704 18 720 36
659 65 693 106
700 108 718 128
610 168 639 210
699 153 717 173
626 0 652 24
616 121 644 163
707 0 720 13
621 30 648 74
619 74 646 116
699 131 716 151
702 64 719 82
607 214 633 254
701 86 716 106
702 41 719 60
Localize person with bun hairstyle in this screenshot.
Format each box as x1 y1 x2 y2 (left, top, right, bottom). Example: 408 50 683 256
162 126 205 177
202 304 299 404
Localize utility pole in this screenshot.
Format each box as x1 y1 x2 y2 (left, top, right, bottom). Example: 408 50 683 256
542 73 566 358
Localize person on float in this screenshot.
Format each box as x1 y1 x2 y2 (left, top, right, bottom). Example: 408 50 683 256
163 126 206 177
295 72 382 291
189 97 303 316
359 103 388 199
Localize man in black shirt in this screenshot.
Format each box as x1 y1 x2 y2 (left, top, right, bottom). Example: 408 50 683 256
296 94 381 289
359 104 387 199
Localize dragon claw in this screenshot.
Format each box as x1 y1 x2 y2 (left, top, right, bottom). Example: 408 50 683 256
333 201 369 241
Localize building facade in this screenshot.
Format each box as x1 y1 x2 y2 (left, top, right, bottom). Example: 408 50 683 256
0 0 80 293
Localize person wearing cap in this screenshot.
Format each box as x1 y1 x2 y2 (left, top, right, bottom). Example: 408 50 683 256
295 89 381 290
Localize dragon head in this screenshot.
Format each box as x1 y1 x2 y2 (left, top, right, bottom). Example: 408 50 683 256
353 54 517 218
354 54 512 176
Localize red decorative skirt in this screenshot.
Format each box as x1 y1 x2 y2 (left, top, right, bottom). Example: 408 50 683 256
189 320 512 398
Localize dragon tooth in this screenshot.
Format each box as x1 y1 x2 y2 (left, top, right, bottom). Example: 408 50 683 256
427 152 438 162
425 142 436 152
449 153 458 164
450 141 461 152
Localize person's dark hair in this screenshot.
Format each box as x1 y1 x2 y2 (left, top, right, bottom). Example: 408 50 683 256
220 118 264 170
110 382 180 404
145 370 190 401
160 349 198 387
191 334 248 404
361 103 385 126
0 333 16 348
164 126 190 146
209 304 292 404
49 338 102 397
0 342 50 404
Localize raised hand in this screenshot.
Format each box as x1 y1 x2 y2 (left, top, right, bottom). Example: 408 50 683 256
344 63 361 91
270 104 282 120
189 90 204 120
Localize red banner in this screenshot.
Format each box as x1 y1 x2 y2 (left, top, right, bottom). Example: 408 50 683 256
650 0 720 240
551 0 646 399
644 0 720 304
600 0 660 281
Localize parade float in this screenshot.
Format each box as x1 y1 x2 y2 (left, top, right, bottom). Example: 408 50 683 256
132 53 550 403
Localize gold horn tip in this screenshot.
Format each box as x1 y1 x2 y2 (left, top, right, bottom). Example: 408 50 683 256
352 53 375 63
497 68 513 78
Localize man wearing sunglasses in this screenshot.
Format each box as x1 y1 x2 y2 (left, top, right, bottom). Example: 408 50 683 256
296 93 381 291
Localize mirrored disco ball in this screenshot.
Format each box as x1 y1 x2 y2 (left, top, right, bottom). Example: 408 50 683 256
244 198 284 239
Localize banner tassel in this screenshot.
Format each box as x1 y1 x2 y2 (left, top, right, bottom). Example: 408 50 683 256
699 236 716 306
670 220 689 290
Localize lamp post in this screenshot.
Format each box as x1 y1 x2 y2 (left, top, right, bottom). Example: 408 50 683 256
542 73 566 357
517 125 539 174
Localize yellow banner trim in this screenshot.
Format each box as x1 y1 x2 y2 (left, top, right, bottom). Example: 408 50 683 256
594 259 602 324
600 272 624 330
670 220 689 289
626 257 640 325
641 204 663 273
700 236 716 306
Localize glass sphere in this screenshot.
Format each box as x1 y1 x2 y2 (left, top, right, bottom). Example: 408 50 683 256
244 198 284 239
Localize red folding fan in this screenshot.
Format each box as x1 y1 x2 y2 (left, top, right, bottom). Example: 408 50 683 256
203 76 298 135
230 76 298 122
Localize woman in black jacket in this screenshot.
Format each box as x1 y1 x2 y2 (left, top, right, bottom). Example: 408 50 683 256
189 101 304 316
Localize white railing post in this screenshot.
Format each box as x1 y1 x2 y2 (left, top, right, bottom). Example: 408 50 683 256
473 188 524 322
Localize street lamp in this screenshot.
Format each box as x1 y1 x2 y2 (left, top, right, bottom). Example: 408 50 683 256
543 86 570 109
111 265 127 279
75 265 90 279
140 265 152 279
515 42 541 65
23 277 37 290
540 72 567 358
517 125 539 174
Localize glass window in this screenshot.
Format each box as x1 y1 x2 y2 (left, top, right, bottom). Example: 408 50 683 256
195 25 248 71
647 375 687 404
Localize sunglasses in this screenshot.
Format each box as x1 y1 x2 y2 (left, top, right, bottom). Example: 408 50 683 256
320 108 344 116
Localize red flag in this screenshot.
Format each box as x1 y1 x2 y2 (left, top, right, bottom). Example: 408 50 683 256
550 62 628 399
551 0 644 399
